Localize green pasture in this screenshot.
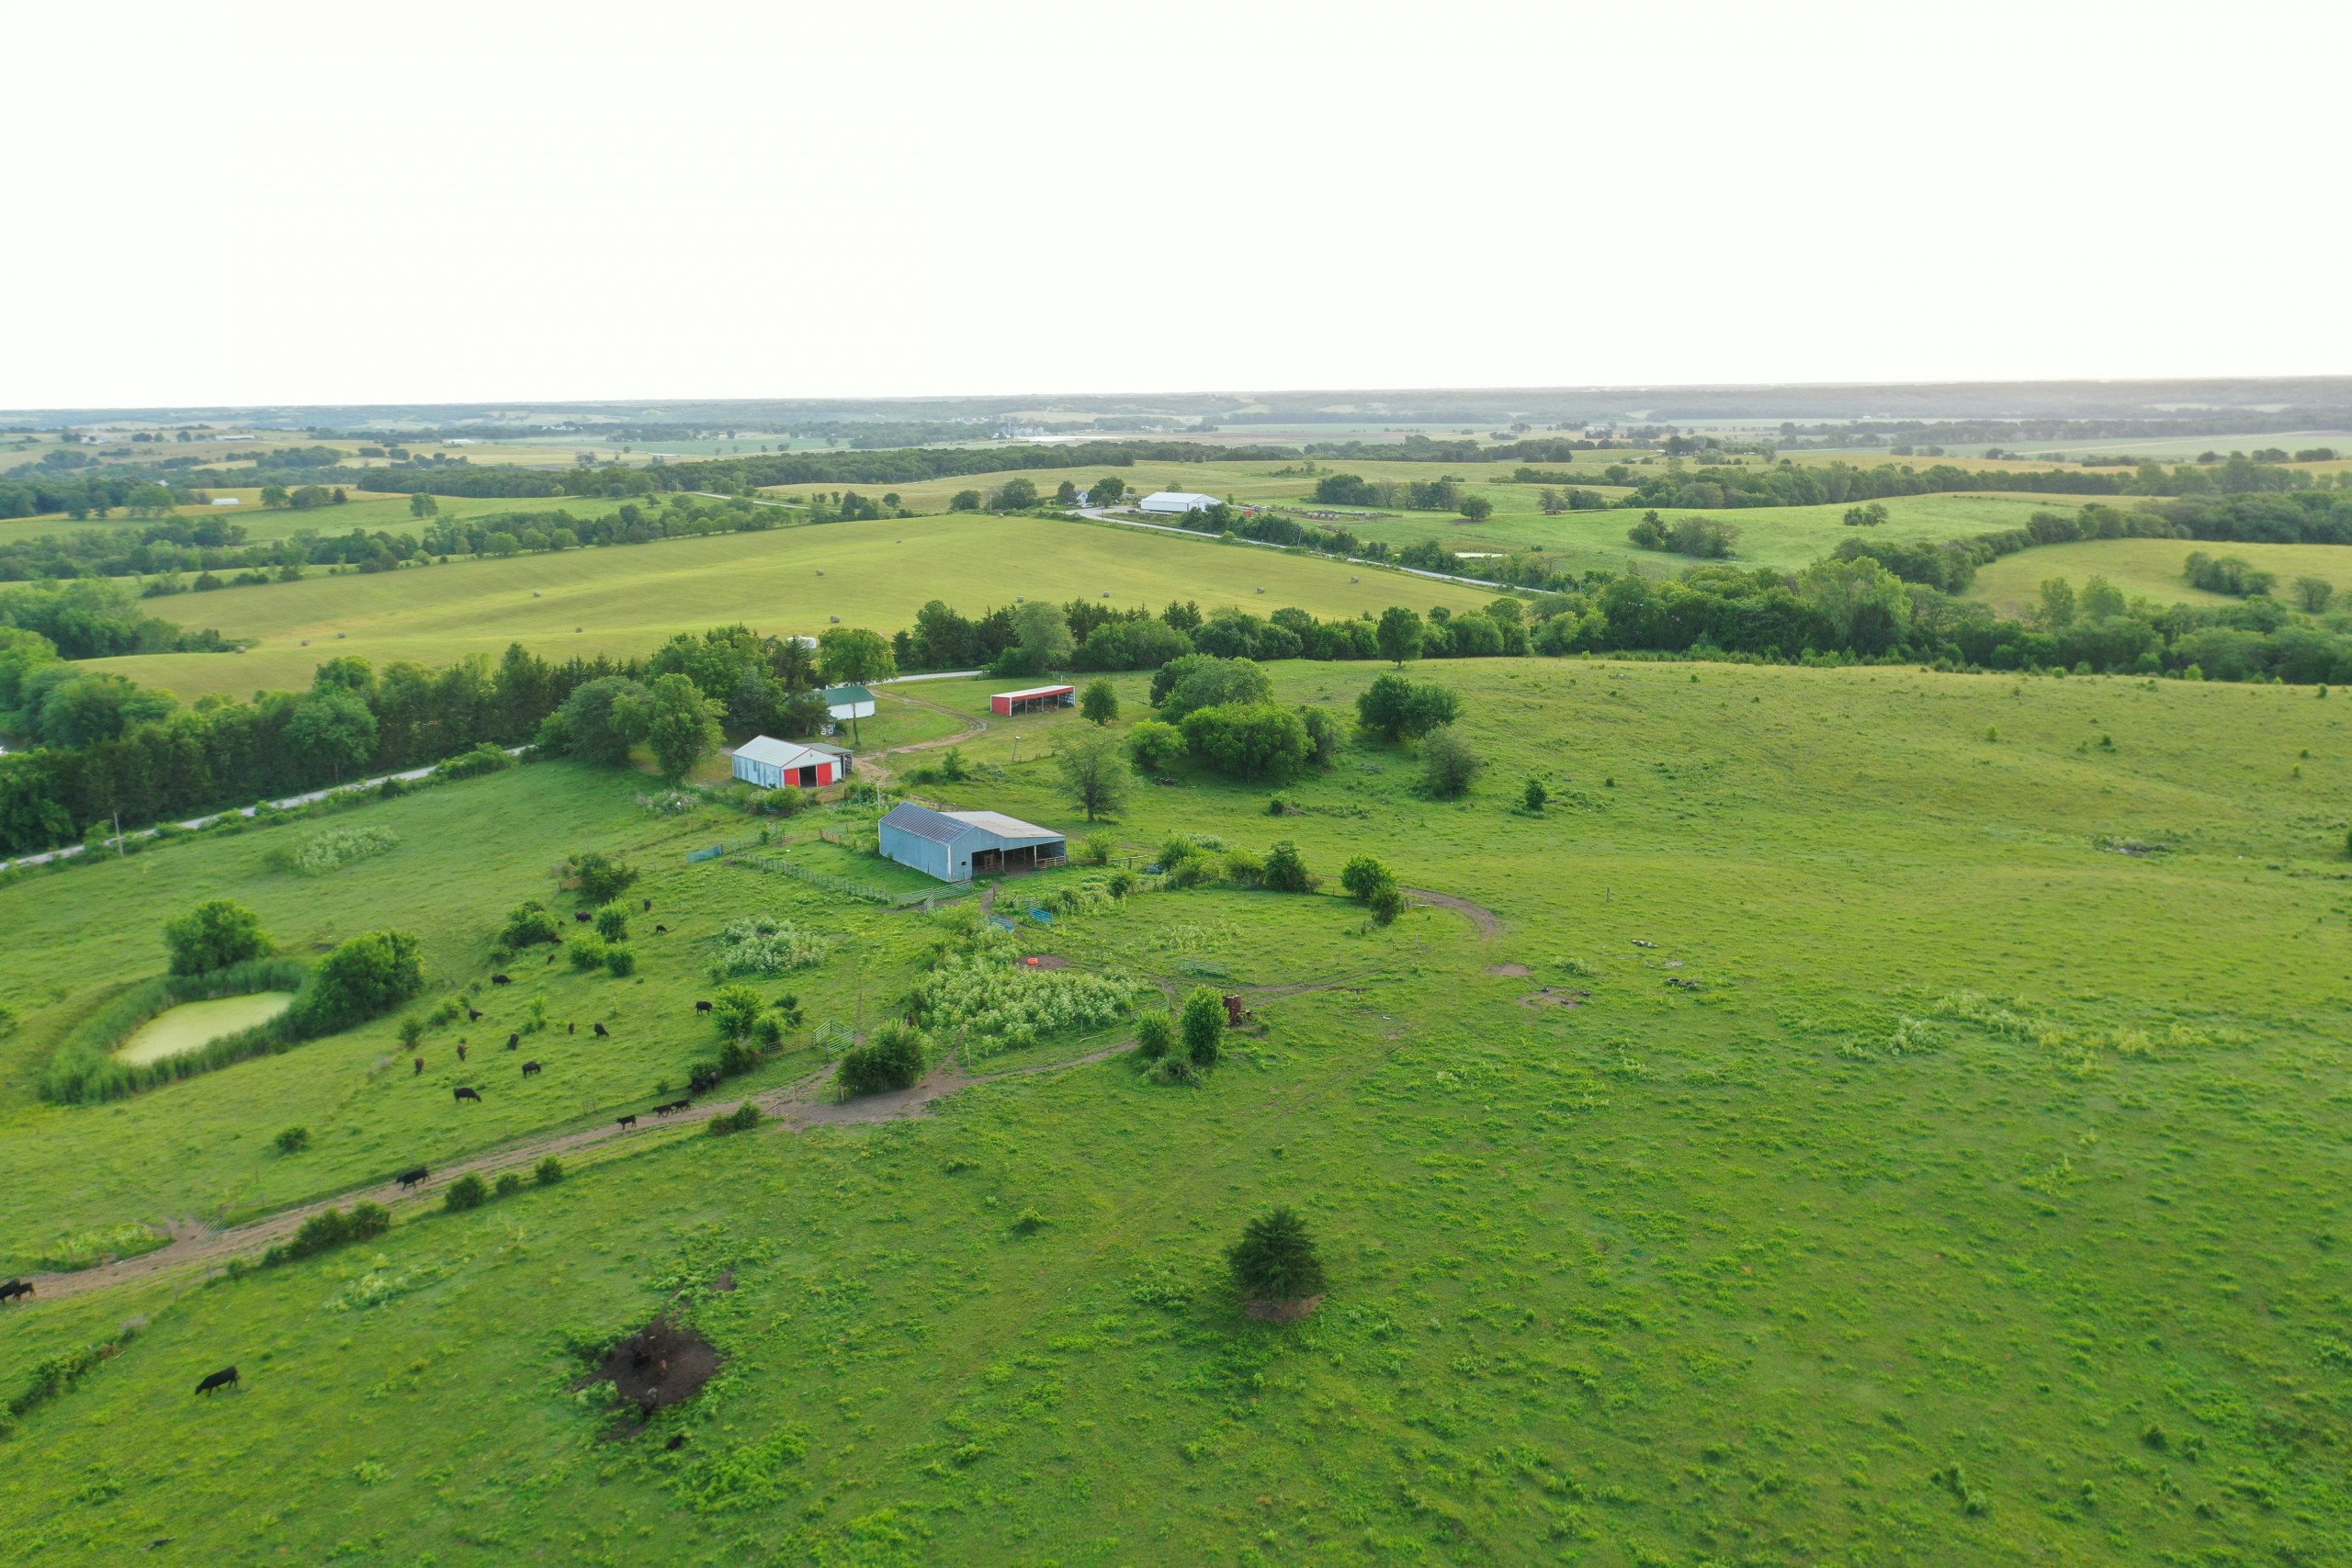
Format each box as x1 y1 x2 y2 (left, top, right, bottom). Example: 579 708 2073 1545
1969 536 2352 618
1315 491 2078 576
3 658 2350 1562
88 514 1496 701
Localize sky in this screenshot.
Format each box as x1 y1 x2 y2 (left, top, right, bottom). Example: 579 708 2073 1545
9 0 2350 411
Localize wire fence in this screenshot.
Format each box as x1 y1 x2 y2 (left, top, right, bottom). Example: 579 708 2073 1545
729 852 963 908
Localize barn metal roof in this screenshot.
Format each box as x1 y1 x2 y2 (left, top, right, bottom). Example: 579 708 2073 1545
733 736 834 770
941 810 1062 844
880 803 972 845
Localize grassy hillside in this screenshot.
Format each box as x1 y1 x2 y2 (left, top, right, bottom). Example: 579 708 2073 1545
0 491 644 548
1970 536 2352 618
3 660 2349 1563
90 514 1496 701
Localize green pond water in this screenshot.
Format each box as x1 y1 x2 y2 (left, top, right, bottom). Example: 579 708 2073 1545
115 992 295 1066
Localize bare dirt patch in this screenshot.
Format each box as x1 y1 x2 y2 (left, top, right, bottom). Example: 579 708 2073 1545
1521 988 1590 1010
1402 887 1501 939
1245 1295 1323 1324
1486 963 1532 978
579 1315 720 1418
1023 954 1071 970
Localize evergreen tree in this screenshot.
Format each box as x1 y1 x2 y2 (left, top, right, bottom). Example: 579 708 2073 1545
1227 1207 1328 1303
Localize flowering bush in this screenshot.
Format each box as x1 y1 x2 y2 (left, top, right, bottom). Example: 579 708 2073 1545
709 917 830 978
914 954 1138 1055
294 826 399 875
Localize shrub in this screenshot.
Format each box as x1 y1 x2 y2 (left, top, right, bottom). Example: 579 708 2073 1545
938 747 969 782
914 957 1137 1055
1107 868 1136 897
570 851 638 907
709 916 829 977
753 1013 786 1050
274 1126 311 1156
535 1156 564 1185
494 1171 524 1198
1355 674 1461 741
288 930 424 1036
1297 705 1341 768
500 900 561 948
1228 1207 1328 1303
1419 726 1480 798
1222 846 1264 886
705 1102 762 1135
1521 777 1548 812
1080 679 1119 725
567 931 608 972
837 1021 929 1097
435 741 514 780
1367 882 1407 925
164 899 272 976
710 983 764 1039
1126 719 1186 772
293 826 399 875
1182 987 1226 1068
594 905 629 942
1261 840 1313 893
1083 830 1116 866
1178 702 1312 781
265 1201 390 1265
443 1174 489 1212
1340 855 1393 902
604 945 637 977
1134 1011 1175 1061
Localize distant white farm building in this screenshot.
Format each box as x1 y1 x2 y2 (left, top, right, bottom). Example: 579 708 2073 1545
209 496 242 506
729 735 854 790
877 803 1067 883
820 683 876 723
1137 491 1223 515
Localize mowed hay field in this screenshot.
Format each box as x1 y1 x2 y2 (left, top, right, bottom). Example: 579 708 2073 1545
1970 536 2352 617
3 660 2352 1562
90 514 1496 701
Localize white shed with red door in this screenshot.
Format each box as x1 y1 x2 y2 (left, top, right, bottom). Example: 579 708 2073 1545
730 736 853 789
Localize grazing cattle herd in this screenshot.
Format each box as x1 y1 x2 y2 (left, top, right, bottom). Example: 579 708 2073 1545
1 1278 33 1303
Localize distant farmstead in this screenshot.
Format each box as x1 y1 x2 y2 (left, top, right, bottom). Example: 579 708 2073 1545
1138 491 1222 514
730 735 854 789
878 803 1067 883
991 684 1075 716
820 684 876 722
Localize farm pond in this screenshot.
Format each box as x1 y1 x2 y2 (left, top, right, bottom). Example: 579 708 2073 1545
114 992 294 1065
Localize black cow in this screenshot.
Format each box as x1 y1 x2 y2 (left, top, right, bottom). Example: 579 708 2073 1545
642 897 652 912
396 1165 428 1190
616 1113 638 1130
521 1060 542 1077
567 1022 575 1034
195 1367 239 1395
694 999 713 1013
506 1032 520 1050
593 1022 609 1038
453 1086 481 1103
654 924 668 934
491 975 512 987
457 1042 469 1062
0 1280 33 1303
547 952 557 965
413 1056 424 1076
467 1007 483 1021
574 910 593 923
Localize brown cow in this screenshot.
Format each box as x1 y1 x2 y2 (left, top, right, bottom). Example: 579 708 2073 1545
456 1043 468 1062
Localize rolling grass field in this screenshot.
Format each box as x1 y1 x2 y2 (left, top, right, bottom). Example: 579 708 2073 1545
0 491 643 548
89 513 1497 702
1969 536 2352 618
3 658 2349 1563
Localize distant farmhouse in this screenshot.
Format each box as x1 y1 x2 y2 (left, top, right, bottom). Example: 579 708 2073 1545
821 683 876 725
877 803 1067 883
729 735 854 790
1137 491 1222 514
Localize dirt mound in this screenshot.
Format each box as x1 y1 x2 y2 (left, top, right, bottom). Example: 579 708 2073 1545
1521 988 1590 1010
581 1316 720 1415
1245 1295 1323 1324
1486 963 1531 977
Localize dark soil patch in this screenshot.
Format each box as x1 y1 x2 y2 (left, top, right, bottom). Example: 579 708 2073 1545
1245 1294 1323 1324
1023 954 1071 970
1486 962 1532 978
1521 988 1590 1010
576 1316 720 1420
712 1269 736 1292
